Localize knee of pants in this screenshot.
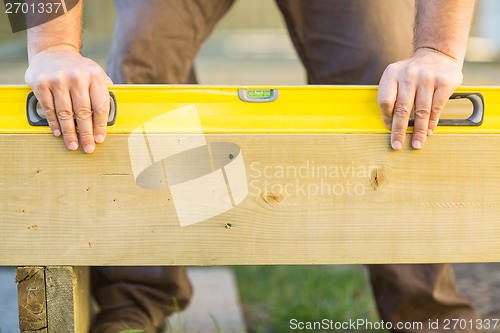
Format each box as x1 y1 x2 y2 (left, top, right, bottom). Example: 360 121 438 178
108 0 235 84
305 48 411 85
276 0 414 85
107 18 198 84
91 266 193 311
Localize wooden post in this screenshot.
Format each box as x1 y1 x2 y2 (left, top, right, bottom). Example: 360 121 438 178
16 267 47 333
17 266 90 333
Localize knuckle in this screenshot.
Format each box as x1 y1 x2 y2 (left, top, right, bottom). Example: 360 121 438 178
44 108 55 117
79 131 94 140
94 124 107 132
32 75 51 90
428 119 439 128
403 65 418 81
414 128 428 137
414 108 431 119
66 69 83 82
30 72 69 91
431 104 445 114
93 102 109 113
75 108 93 121
62 129 77 138
393 105 412 118
436 71 463 87
419 71 435 84
47 119 59 128
378 98 394 111
44 109 57 121
88 66 104 77
433 75 448 87
384 63 399 76
392 129 407 139
454 72 464 85
57 109 73 120
51 71 67 84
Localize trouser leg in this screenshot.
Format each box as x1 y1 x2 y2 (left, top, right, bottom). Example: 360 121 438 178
275 0 414 84
275 1 478 331
108 0 236 84
93 0 235 330
91 266 192 329
369 264 479 333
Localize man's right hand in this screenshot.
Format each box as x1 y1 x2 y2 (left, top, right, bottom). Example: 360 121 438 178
25 45 112 153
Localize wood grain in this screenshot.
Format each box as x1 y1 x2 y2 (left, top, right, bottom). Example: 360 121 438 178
2 133 500 265
16 267 47 333
46 267 90 333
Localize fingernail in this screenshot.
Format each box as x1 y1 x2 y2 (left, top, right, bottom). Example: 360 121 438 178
53 129 61 137
95 134 105 143
84 145 95 154
68 142 78 150
392 141 402 150
427 129 433 136
413 140 422 149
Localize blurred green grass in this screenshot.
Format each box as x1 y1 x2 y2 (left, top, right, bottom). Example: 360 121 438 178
233 265 389 333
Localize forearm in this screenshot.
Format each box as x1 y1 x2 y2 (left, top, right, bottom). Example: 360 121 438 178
414 0 475 65
27 0 83 59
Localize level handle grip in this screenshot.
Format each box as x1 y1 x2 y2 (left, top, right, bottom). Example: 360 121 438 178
409 92 484 127
26 91 117 126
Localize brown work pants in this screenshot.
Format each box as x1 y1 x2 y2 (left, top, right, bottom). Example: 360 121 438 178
93 1 479 332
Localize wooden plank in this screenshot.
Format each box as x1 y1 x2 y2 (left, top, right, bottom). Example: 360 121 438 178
16 267 48 333
1 133 500 265
46 267 90 333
